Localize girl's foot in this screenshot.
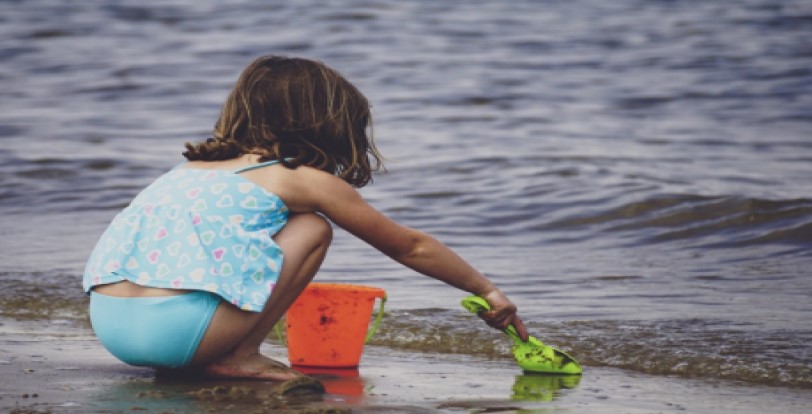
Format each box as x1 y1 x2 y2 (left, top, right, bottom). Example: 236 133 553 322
201 352 302 381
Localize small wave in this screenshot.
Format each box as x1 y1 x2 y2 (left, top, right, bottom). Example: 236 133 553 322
370 312 812 389
727 221 812 246
73 83 145 96
0 124 24 137
545 195 812 248
0 275 88 322
23 29 81 39
317 12 377 21
16 168 79 179
0 157 152 213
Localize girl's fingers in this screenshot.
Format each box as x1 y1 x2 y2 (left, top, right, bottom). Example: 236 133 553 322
511 314 530 342
481 308 515 330
477 290 530 341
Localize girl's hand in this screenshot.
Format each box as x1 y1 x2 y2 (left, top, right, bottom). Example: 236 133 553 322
478 289 530 341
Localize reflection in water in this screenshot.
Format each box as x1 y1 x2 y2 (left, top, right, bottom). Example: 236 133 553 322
295 366 367 403
88 375 331 413
512 374 582 402
88 379 204 413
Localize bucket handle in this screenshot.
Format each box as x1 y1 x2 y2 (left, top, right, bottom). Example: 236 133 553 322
274 295 388 345
365 294 387 343
274 319 285 344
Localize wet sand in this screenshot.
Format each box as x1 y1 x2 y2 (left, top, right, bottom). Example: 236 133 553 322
1 319 809 414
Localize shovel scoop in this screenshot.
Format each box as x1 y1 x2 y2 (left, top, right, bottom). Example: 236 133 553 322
461 295 582 375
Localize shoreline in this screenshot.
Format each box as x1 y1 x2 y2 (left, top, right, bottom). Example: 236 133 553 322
1 319 810 413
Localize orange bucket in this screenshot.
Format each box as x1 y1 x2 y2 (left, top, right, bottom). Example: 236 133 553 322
284 283 387 368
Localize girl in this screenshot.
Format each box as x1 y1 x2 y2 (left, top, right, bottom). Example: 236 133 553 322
83 55 528 381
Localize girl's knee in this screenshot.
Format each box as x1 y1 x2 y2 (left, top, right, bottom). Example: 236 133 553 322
288 213 333 245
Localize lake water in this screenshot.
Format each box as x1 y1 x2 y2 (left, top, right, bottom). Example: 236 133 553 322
1 0 810 390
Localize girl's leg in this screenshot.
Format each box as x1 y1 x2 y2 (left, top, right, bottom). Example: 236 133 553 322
189 213 332 380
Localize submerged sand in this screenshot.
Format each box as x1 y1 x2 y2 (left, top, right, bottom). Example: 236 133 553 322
1 319 810 414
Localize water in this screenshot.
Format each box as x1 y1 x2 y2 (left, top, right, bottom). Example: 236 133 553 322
1 0 810 390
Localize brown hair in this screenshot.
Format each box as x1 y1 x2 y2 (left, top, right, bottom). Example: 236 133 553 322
183 55 384 187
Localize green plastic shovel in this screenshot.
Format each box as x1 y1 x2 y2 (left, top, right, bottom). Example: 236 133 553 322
461 295 582 375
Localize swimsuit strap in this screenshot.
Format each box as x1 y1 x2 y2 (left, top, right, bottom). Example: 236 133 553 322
233 159 282 174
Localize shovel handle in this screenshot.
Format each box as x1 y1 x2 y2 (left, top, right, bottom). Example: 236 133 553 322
461 295 523 342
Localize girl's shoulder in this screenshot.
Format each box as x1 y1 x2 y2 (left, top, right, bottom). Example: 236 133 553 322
246 164 353 213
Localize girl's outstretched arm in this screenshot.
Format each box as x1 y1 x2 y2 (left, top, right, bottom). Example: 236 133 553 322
281 167 529 340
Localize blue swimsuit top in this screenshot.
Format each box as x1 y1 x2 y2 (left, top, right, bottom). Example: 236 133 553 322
83 160 288 312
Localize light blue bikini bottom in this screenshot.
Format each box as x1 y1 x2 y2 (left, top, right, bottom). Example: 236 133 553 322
89 291 220 368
